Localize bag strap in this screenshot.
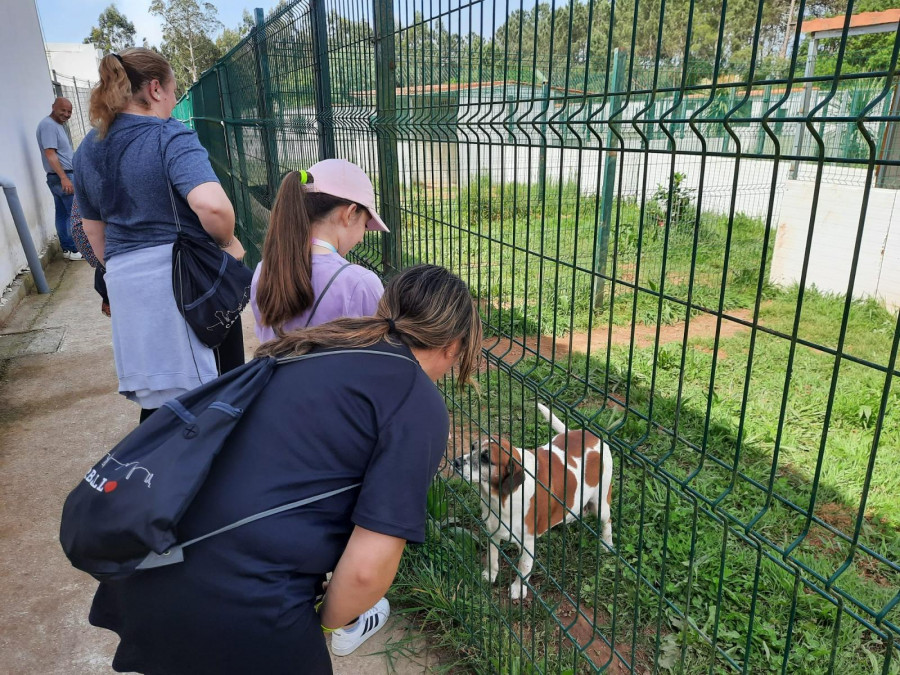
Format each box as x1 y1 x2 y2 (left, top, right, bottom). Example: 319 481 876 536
160 131 183 234
136 348 418 572
137 483 361 571
276 348 417 366
303 262 351 327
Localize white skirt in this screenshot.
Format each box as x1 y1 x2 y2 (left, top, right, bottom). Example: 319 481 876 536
105 243 218 409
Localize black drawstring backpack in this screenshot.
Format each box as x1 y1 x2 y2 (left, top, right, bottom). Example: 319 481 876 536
59 349 416 582
163 131 252 350
172 231 252 349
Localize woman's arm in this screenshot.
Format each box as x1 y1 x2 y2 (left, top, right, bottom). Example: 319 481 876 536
318 526 406 630
82 218 106 265
185 182 243 259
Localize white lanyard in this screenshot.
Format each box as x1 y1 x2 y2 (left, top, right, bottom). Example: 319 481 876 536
311 237 338 254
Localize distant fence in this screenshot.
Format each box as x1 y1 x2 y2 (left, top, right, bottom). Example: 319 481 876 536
51 72 95 150
175 2 900 673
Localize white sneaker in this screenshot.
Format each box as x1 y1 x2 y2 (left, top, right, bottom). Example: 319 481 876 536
329 597 390 657
64 251 83 261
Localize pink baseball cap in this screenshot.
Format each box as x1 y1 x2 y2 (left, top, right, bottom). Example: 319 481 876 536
304 159 389 232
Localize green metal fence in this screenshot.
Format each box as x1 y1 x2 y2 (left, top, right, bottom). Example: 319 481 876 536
51 73 95 149
176 1 900 672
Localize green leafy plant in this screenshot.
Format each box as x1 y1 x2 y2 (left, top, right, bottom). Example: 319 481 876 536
649 172 696 231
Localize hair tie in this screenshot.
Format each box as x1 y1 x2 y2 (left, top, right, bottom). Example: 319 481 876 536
384 317 396 333
297 170 312 185
112 53 124 65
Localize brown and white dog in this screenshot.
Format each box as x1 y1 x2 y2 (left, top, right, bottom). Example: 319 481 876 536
452 404 613 600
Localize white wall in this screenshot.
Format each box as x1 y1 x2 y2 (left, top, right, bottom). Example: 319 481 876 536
0 1 57 292
46 42 100 83
770 180 900 312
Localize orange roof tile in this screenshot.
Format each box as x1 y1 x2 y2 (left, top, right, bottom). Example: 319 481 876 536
801 9 900 35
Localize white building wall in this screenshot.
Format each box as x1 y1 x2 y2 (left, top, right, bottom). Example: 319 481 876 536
46 42 101 83
770 180 900 312
0 0 57 292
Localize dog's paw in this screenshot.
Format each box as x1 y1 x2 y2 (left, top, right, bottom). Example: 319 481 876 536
509 581 529 601
482 569 497 584
602 523 614 549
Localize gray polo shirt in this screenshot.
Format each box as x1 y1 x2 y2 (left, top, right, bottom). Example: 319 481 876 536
36 116 74 174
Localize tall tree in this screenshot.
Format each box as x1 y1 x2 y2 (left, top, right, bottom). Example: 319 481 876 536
149 0 223 89
84 5 136 55
215 10 255 55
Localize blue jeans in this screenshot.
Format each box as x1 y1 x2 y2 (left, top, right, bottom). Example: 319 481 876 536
46 172 77 253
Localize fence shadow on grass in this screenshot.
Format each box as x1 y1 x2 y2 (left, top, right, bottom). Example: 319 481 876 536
404 337 900 674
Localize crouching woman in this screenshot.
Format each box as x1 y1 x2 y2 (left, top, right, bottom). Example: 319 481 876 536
88 264 482 675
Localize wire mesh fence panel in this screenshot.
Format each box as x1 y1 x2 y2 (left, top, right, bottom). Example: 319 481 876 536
51 74 95 149
174 0 900 672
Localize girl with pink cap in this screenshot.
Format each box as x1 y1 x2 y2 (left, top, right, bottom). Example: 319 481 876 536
251 159 389 344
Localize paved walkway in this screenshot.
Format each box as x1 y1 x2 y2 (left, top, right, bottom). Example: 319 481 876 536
0 258 439 674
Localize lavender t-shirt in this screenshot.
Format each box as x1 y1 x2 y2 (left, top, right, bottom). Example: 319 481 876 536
250 252 384 343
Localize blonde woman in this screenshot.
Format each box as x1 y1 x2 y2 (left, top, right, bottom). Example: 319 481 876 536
74 48 244 422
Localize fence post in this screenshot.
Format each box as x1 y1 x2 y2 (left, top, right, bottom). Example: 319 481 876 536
790 35 817 179
215 67 239 210
721 88 736 155
538 80 550 201
51 70 61 97
876 82 900 188
373 0 403 276
218 64 255 261
310 0 335 160
253 7 281 205
73 75 88 142
506 94 516 143
594 48 624 311
756 79 773 155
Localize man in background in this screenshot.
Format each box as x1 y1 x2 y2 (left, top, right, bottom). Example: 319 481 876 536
37 97 82 261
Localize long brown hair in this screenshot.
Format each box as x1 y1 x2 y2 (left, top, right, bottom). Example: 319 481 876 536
256 264 482 389
89 48 172 139
255 171 357 331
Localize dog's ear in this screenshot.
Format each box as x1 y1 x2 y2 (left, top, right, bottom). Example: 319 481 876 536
497 461 525 498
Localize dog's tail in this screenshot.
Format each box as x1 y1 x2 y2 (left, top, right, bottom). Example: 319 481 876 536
537 403 567 434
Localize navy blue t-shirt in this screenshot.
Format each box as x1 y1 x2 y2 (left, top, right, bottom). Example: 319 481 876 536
89 341 450 675
73 114 218 260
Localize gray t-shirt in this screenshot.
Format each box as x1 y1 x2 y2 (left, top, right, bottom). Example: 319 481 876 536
36 116 74 174
73 114 218 260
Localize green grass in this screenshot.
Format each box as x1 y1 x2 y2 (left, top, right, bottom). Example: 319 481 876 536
431 352 896 673
400 178 777 337
387 179 899 673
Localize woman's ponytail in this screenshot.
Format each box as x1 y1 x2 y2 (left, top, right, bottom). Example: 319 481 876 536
89 48 174 139
90 54 132 139
256 172 316 330
257 265 483 390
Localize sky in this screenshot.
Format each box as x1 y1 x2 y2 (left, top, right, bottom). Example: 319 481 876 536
36 0 499 48
35 0 281 47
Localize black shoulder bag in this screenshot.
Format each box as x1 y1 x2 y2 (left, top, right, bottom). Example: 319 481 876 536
164 136 253 349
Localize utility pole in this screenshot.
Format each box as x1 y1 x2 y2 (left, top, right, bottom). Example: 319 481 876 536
780 0 798 59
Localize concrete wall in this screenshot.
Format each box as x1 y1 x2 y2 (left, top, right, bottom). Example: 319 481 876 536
0 1 57 293
46 42 100 83
770 180 900 312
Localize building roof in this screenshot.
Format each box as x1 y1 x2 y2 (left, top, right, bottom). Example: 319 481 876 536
801 9 900 35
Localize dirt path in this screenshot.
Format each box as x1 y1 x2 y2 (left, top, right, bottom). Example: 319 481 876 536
483 309 752 367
